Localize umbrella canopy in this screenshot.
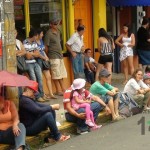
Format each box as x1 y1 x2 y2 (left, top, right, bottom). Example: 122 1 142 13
0 70 33 87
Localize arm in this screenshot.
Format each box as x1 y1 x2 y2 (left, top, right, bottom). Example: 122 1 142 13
65 102 86 119
92 95 111 114
16 41 26 56
21 98 51 115
97 38 102 52
128 33 135 47
10 101 21 136
65 43 77 58
115 34 124 48
74 96 86 104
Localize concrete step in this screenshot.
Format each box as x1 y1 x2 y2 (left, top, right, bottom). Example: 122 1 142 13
0 111 111 150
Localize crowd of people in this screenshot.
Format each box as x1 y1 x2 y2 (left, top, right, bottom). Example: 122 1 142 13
1 16 150 149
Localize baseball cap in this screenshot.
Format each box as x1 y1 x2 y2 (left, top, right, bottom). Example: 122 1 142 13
49 16 60 24
143 74 150 80
27 80 38 92
99 68 111 77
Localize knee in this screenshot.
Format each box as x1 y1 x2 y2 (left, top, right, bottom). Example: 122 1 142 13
18 123 26 133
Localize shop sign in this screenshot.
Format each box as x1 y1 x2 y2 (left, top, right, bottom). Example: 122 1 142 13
14 6 24 20
14 0 24 5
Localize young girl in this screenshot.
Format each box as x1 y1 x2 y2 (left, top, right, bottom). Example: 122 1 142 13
71 78 101 129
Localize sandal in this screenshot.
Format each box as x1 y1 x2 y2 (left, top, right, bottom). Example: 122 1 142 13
57 135 70 142
50 95 57 99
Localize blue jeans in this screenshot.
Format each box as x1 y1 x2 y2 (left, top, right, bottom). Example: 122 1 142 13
27 62 44 98
0 123 26 149
26 112 61 141
84 69 95 84
65 102 103 131
71 53 85 79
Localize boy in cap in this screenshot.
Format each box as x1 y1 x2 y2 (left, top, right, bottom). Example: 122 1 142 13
90 68 122 121
143 73 150 88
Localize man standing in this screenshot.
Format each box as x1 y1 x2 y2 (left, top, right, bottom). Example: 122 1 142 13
66 25 85 79
23 29 46 102
137 18 150 69
45 17 67 96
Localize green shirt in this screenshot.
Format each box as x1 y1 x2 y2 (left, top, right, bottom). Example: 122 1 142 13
44 28 63 59
90 81 114 96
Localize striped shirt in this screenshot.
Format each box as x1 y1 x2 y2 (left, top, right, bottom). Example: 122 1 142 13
101 42 112 55
23 39 40 63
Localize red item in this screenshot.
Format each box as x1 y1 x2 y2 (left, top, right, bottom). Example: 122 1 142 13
0 39 2 56
27 80 38 92
0 70 33 87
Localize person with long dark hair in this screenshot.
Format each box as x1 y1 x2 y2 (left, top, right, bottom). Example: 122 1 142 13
115 24 135 85
35 28 57 99
95 28 115 83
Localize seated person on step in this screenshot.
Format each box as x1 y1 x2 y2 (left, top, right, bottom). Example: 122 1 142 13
63 78 111 134
19 81 70 143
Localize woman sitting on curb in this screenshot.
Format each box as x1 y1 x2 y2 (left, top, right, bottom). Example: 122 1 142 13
63 78 111 134
19 81 70 143
0 87 26 150
90 68 122 121
123 68 150 111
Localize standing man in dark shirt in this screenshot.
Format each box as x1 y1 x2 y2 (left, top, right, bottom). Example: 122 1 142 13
137 18 150 69
45 17 67 96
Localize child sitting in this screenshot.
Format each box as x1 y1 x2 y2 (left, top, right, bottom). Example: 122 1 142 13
143 74 150 88
71 78 101 129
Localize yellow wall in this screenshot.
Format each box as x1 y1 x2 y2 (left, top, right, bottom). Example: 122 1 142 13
93 0 107 61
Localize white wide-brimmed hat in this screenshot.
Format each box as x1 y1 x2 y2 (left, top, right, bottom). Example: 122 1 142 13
71 78 86 90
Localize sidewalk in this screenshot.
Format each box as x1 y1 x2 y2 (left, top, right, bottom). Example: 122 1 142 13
0 73 125 150
50 73 125 124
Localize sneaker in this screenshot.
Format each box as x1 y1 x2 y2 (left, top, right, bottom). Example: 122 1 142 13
37 97 46 102
85 120 95 127
90 124 102 131
77 128 89 135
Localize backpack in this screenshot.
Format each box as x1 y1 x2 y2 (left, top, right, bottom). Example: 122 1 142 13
119 92 141 117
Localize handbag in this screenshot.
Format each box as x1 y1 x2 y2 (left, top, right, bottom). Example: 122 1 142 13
17 56 28 73
42 60 51 70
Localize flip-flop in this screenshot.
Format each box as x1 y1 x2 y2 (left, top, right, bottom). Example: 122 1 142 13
57 135 70 142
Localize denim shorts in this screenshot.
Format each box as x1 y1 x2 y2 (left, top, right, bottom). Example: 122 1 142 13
100 93 118 104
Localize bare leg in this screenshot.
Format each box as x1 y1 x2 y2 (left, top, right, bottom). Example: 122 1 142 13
127 56 134 75
122 59 128 84
58 79 65 92
95 63 104 81
108 99 117 120
105 62 112 84
43 70 54 97
114 98 119 116
53 79 61 93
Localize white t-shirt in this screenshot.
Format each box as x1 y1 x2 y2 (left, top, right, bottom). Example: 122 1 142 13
123 78 148 97
66 32 84 53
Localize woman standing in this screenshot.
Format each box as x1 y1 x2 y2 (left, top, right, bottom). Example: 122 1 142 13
123 68 150 111
115 24 135 84
95 28 115 83
36 28 57 99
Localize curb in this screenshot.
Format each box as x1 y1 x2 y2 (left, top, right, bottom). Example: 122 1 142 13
0 112 111 150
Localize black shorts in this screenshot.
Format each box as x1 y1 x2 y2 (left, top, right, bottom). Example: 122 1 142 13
98 54 113 64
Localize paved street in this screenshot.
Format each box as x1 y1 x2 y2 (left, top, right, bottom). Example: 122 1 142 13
42 113 150 150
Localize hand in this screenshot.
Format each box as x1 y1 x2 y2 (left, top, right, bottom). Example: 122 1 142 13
77 113 86 119
85 99 91 103
72 51 77 58
104 106 111 115
81 46 85 53
13 125 21 136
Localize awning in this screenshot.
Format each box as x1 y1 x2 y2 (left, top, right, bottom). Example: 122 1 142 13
107 0 150 7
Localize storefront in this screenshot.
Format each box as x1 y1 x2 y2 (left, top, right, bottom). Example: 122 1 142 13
0 0 107 100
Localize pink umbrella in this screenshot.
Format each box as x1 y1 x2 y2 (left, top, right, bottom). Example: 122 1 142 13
0 70 33 87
